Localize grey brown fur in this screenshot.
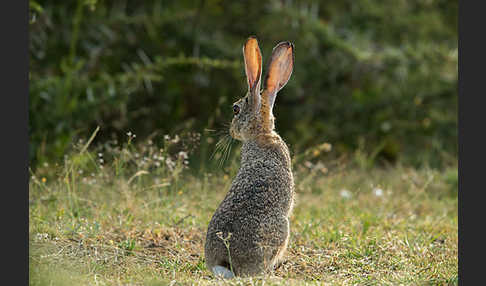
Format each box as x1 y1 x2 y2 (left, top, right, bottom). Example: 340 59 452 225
205 36 295 277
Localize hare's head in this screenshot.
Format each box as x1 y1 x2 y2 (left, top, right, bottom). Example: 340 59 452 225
230 36 294 141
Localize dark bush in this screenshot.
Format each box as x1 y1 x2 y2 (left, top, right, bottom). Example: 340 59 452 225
29 0 457 169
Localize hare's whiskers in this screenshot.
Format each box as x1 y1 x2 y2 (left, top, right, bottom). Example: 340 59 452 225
218 135 231 168
220 135 234 168
210 136 226 161
226 138 234 165
210 131 233 168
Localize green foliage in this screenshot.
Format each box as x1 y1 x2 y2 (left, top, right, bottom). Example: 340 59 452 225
29 0 457 168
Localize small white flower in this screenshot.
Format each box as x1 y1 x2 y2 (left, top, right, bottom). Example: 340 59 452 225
322 143 332 152
178 151 188 160
127 131 132 137
98 153 103 157
166 157 176 170
340 189 352 199
36 233 49 241
373 188 384 197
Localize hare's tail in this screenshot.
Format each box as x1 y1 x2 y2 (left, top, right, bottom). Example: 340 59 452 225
212 265 235 279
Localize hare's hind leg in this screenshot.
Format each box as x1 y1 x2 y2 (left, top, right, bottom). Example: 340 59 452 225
268 217 290 270
205 238 235 278
272 235 289 269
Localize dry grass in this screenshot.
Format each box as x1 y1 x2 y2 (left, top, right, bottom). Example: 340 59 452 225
29 137 457 285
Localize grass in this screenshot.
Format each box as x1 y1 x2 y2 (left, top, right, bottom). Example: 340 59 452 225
29 133 457 285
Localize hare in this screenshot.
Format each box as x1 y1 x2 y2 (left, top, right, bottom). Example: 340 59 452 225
205 36 295 278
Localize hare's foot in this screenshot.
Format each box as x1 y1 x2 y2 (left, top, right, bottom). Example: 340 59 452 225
212 265 235 279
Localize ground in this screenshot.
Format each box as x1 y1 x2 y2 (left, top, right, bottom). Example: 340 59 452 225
29 140 457 285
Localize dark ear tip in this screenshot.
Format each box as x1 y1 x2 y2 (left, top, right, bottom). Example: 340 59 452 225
274 41 294 51
287 42 294 54
246 35 258 43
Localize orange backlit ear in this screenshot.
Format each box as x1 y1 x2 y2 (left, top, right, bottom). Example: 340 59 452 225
263 41 294 110
243 36 263 93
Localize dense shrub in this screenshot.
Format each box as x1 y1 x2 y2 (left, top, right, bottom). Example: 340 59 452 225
29 0 457 169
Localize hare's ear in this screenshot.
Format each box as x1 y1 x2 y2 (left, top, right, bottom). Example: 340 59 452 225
243 36 262 110
263 41 294 111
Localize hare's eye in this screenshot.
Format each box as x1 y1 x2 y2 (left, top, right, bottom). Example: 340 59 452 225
233 105 240 115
